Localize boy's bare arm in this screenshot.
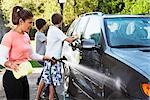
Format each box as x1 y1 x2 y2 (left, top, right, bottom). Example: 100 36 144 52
65 34 79 43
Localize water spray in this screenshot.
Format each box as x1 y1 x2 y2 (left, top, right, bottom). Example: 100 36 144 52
62 60 126 92
48 54 126 99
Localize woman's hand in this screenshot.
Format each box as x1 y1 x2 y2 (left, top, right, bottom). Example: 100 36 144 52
4 61 19 71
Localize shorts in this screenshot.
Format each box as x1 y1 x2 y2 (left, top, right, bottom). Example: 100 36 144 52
41 61 62 86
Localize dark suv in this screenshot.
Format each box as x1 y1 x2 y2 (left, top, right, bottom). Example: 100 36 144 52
62 12 150 100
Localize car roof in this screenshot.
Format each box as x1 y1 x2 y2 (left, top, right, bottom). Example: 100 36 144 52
81 12 150 18
102 14 150 18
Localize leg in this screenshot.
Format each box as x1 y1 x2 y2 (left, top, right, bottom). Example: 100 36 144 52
43 84 49 97
49 85 54 100
3 70 24 100
21 76 29 99
36 61 49 99
36 80 45 100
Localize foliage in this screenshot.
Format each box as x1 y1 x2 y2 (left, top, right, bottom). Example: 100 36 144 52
75 0 98 15
0 0 150 27
121 0 150 14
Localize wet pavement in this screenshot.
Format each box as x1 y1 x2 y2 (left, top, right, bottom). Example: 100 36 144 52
0 68 90 100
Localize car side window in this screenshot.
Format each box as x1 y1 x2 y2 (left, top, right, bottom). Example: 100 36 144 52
84 15 101 45
67 18 80 36
72 16 90 38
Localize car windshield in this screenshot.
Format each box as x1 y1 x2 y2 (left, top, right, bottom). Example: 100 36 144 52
105 17 150 48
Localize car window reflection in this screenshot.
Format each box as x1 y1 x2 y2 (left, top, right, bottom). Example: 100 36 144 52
105 17 150 47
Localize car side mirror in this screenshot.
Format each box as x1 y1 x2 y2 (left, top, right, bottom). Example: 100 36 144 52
82 39 96 49
82 39 102 54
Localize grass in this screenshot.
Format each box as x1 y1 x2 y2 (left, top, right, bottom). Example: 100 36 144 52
0 60 42 69
29 60 42 68
30 40 43 68
0 65 4 69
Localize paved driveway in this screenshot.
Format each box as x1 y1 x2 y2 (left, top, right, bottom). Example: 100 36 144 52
0 68 43 100
0 68 90 100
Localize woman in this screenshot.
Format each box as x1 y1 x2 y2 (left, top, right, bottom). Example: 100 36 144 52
0 6 50 100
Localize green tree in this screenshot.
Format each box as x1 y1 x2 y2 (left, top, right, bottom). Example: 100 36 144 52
1 0 150 29
0 0 7 42
121 0 150 14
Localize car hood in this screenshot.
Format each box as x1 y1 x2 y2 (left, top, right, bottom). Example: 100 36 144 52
110 48 150 80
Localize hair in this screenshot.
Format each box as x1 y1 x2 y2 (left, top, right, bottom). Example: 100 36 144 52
35 18 46 30
51 13 63 25
12 6 33 25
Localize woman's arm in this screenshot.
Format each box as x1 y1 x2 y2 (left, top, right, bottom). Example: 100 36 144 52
29 48 44 60
0 44 19 70
0 44 9 66
29 48 51 61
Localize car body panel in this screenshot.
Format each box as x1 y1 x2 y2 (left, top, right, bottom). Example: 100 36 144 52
62 12 150 100
110 48 150 80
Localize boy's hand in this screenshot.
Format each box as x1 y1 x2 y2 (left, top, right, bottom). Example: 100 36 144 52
72 34 80 39
43 55 50 61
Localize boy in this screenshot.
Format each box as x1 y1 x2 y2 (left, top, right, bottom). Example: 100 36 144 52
36 13 77 100
35 18 47 87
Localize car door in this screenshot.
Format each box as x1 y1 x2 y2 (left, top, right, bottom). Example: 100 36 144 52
62 16 90 63
80 15 101 70
62 16 90 87
62 15 103 98
76 15 103 96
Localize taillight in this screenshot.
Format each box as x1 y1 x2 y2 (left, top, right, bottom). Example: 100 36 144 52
142 83 150 96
